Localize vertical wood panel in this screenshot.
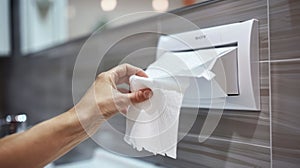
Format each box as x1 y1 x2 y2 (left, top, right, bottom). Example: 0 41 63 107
270 0 300 60
271 60 300 168
153 0 270 167
270 0 300 167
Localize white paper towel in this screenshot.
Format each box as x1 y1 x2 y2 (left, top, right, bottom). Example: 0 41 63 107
124 73 185 159
124 47 234 158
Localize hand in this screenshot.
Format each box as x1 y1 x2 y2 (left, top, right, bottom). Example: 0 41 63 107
74 64 152 134
95 63 152 117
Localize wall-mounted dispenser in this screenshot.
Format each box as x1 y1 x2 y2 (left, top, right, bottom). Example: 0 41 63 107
156 19 260 111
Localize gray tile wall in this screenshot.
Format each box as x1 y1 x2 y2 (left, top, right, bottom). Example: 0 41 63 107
1 0 299 167
271 61 300 168
270 0 300 60
270 0 300 167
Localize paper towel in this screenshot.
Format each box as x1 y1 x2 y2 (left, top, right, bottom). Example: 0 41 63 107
124 72 185 159
124 47 234 158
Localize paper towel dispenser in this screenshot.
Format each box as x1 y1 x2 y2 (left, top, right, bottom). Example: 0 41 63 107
156 19 260 111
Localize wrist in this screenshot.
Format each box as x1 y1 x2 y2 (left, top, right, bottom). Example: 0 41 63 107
71 101 105 137
59 108 89 142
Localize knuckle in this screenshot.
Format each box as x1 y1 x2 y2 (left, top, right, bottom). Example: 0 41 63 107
97 72 106 79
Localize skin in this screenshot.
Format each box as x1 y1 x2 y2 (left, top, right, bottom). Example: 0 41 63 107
0 64 152 168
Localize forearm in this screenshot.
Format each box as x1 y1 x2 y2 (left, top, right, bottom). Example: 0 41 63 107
0 108 95 168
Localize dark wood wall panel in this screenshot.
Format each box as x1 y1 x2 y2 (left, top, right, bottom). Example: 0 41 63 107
176 135 270 168
271 61 300 167
155 0 270 167
270 0 300 167
270 0 300 60
177 0 269 61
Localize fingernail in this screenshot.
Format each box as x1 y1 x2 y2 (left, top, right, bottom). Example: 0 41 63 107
143 90 152 98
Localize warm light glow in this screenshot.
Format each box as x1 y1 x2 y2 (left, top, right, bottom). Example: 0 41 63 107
101 0 117 11
67 5 76 19
152 0 169 12
183 0 196 6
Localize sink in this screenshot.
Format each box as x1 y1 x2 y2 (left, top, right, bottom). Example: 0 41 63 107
53 148 165 168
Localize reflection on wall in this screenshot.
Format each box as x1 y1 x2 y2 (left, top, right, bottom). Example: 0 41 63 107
0 0 10 56
17 0 209 54
67 0 208 40
20 0 68 54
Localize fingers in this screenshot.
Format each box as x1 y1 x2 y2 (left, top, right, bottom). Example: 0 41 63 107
117 88 129 94
135 70 148 78
127 88 153 104
115 88 152 114
109 64 148 84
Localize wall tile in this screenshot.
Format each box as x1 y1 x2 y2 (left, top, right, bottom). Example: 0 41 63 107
178 0 269 61
270 0 300 60
271 60 300 167
169 135 270 168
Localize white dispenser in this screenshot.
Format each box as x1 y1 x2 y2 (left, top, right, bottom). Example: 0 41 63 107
156 19 260 111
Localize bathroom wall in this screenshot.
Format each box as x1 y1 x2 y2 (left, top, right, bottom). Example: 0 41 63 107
20 0 68 54
1 0 299 167
270 0 300 167
155 0 271 167
0 0 10 56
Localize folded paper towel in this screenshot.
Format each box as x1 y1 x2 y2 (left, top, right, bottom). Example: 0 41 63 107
124 48 232 158
124 73 185 159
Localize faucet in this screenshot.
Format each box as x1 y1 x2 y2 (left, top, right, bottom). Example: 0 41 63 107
0 113 27 138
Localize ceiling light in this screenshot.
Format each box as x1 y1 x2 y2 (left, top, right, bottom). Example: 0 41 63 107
101 0 117 12
152 0 169 12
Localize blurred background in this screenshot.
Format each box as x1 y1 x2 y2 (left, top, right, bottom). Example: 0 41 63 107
0 0 206 55
1 0 300 167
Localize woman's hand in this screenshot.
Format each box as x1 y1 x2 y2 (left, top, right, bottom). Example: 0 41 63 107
95 63 152 117
74 64 152 134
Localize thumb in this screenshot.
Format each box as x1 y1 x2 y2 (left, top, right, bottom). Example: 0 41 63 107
127 88 152 104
